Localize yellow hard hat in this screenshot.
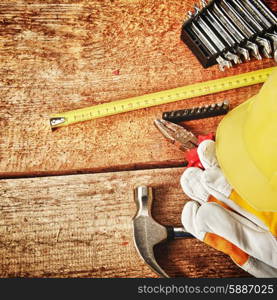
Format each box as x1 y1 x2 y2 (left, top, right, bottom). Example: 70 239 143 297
216 68 277 212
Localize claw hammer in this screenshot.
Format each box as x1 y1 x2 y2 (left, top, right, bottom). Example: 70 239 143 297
132 186 194 277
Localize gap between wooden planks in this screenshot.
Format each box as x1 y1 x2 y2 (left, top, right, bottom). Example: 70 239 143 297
0 167 249 278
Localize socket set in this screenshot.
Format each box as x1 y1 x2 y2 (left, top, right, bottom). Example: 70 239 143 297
162 100 229 123
181 0 277 71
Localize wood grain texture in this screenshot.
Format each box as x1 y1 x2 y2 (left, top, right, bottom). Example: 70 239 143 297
0 0 276 177
0 167 249 278
0 0 275 279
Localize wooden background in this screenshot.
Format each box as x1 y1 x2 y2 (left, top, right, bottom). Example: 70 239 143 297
0 0 276 277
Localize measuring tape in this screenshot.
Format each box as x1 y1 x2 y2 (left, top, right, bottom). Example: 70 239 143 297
50 66 276 129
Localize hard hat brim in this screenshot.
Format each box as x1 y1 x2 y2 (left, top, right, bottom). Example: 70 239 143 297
216 95 277 212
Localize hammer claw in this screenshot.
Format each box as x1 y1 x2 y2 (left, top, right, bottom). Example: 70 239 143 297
132 186 193 278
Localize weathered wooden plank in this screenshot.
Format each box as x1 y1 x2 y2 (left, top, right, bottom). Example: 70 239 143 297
0 168 248 277
0 0 276 177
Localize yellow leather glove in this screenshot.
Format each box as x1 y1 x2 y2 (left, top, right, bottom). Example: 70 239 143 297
181 140 277 277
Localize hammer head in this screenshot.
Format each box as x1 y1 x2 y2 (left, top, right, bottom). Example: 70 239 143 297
132 186 169 277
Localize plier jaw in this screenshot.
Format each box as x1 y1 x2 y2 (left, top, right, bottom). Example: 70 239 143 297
154 119 215 168
154 119 198 151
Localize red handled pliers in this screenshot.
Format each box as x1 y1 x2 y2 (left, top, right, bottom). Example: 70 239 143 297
154 119 214 169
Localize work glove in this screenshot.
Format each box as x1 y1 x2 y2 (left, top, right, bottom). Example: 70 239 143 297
180 139 277 277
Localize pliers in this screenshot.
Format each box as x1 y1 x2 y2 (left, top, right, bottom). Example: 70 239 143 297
154 119 214 168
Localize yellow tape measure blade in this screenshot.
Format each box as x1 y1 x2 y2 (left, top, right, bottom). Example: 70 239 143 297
50 67 276 129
